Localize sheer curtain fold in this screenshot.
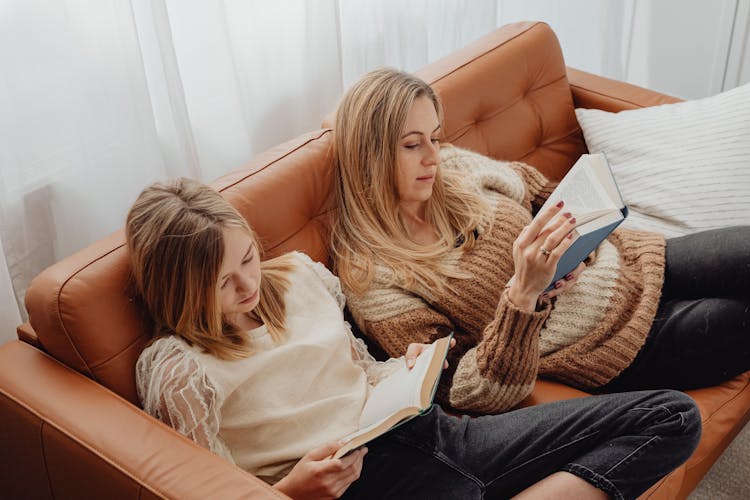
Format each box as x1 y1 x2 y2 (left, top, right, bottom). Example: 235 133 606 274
1 1 633 343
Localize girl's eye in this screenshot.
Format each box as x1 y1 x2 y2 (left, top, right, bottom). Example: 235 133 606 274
431 138 440 144
220 280 229 290
404 143 419 149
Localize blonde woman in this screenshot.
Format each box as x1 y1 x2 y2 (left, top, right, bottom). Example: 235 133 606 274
129 178 698 499
331 68 750 415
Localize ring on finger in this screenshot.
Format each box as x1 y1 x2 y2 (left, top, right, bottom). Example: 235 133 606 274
540 247 551 256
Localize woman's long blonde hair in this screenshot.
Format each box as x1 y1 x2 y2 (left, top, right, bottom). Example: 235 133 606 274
126 178 292 360
330 68 486 295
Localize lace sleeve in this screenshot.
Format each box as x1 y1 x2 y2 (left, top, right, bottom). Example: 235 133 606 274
295 251 346 309
346 322 404 386
136 337 234 463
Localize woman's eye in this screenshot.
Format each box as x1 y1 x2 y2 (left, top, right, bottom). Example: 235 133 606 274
431 138 440 144
404 143 419 149
220 280 229 290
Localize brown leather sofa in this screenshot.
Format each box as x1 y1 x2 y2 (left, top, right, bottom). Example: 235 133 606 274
1 21 748 499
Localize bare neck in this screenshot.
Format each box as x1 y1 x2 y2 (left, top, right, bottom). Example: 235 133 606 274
399 201 438 246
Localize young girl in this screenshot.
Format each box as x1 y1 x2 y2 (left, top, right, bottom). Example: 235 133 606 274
129 178 700 499
330 67 750 415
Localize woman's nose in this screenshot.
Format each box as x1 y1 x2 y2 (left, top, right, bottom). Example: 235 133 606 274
424 141 439 165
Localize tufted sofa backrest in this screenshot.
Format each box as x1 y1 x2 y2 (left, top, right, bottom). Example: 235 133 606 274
418 22 586 180
24 131 335 405
23 21 583 405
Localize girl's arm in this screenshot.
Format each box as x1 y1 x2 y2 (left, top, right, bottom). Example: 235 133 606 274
275 443 367 499
136 338 234 462
138 338 368 499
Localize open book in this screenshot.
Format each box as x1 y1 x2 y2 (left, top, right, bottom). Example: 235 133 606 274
536 152 627 290
333 333 453 459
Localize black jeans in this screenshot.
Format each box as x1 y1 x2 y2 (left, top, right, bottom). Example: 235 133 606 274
342 390 700 500
602 226 750 391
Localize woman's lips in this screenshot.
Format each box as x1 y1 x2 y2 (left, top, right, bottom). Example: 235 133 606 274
417 174 435 181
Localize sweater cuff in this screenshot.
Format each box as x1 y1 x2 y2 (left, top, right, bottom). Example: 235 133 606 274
475 289 549 377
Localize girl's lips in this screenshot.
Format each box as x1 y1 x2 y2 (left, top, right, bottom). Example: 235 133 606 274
239 290 258 304
417 174 435 181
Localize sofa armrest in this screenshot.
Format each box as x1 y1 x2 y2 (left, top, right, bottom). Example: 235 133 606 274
566 67 683 112
0 340 287 500
16 322 42 350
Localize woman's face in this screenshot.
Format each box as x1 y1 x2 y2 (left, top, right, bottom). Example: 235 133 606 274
395 95 441 208
217 226 262 318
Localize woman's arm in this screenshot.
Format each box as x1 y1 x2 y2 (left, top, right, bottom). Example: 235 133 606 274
345 277 550 414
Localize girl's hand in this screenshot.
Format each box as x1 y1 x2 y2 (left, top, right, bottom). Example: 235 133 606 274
543 261 586 300
509 201 578 311
274 442 367 499
405 338 456 369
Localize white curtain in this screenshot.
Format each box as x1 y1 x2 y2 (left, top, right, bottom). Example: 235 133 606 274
4 0 738 343
0 0 511 343
0 0 170 343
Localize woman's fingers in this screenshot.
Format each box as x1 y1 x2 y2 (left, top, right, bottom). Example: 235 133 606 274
515 200 566 248
539 216 577 260
545 261 586 299
547 227 578 263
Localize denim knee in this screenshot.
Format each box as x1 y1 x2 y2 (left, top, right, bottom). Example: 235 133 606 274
651 389 702 461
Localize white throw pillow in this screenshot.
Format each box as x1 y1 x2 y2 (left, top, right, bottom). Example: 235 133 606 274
575 83 750 238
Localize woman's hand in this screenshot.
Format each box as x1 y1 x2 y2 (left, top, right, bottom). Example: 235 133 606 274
544 260 586 300
274 442 367 499
405 338 456 369
508 201 579 311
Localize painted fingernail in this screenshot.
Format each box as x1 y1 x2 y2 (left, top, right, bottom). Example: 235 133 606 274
541 293 550 299
563 212 572 218
569 217 577 224
556 200 564 208
554 281 563 289
565 273 573 280
567 233 573 239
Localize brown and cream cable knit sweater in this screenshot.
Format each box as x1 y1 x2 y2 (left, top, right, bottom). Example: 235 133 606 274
344 146 666 414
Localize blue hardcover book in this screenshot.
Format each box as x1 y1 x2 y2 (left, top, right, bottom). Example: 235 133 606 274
535 152 627 291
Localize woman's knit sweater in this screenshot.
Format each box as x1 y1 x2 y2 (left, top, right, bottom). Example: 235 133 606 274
344 146 666 414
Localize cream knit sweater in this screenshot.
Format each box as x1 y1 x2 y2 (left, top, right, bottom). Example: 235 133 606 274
344 146 666 414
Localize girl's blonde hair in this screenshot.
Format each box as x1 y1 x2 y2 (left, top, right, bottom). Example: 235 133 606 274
126 178 292 360
330 68 486 295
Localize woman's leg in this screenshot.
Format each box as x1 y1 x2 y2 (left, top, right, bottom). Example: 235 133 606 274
601 297 750 391
601 226 750 391
661 226 750 300
513 471 608 499
343 390 700 500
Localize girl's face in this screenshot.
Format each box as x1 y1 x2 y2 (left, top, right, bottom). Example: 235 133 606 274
395 95 441 208
217 226 262 319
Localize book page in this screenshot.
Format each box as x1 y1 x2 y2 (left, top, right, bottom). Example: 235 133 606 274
332 335 452 459
538 154 619 226
358 341 437 429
